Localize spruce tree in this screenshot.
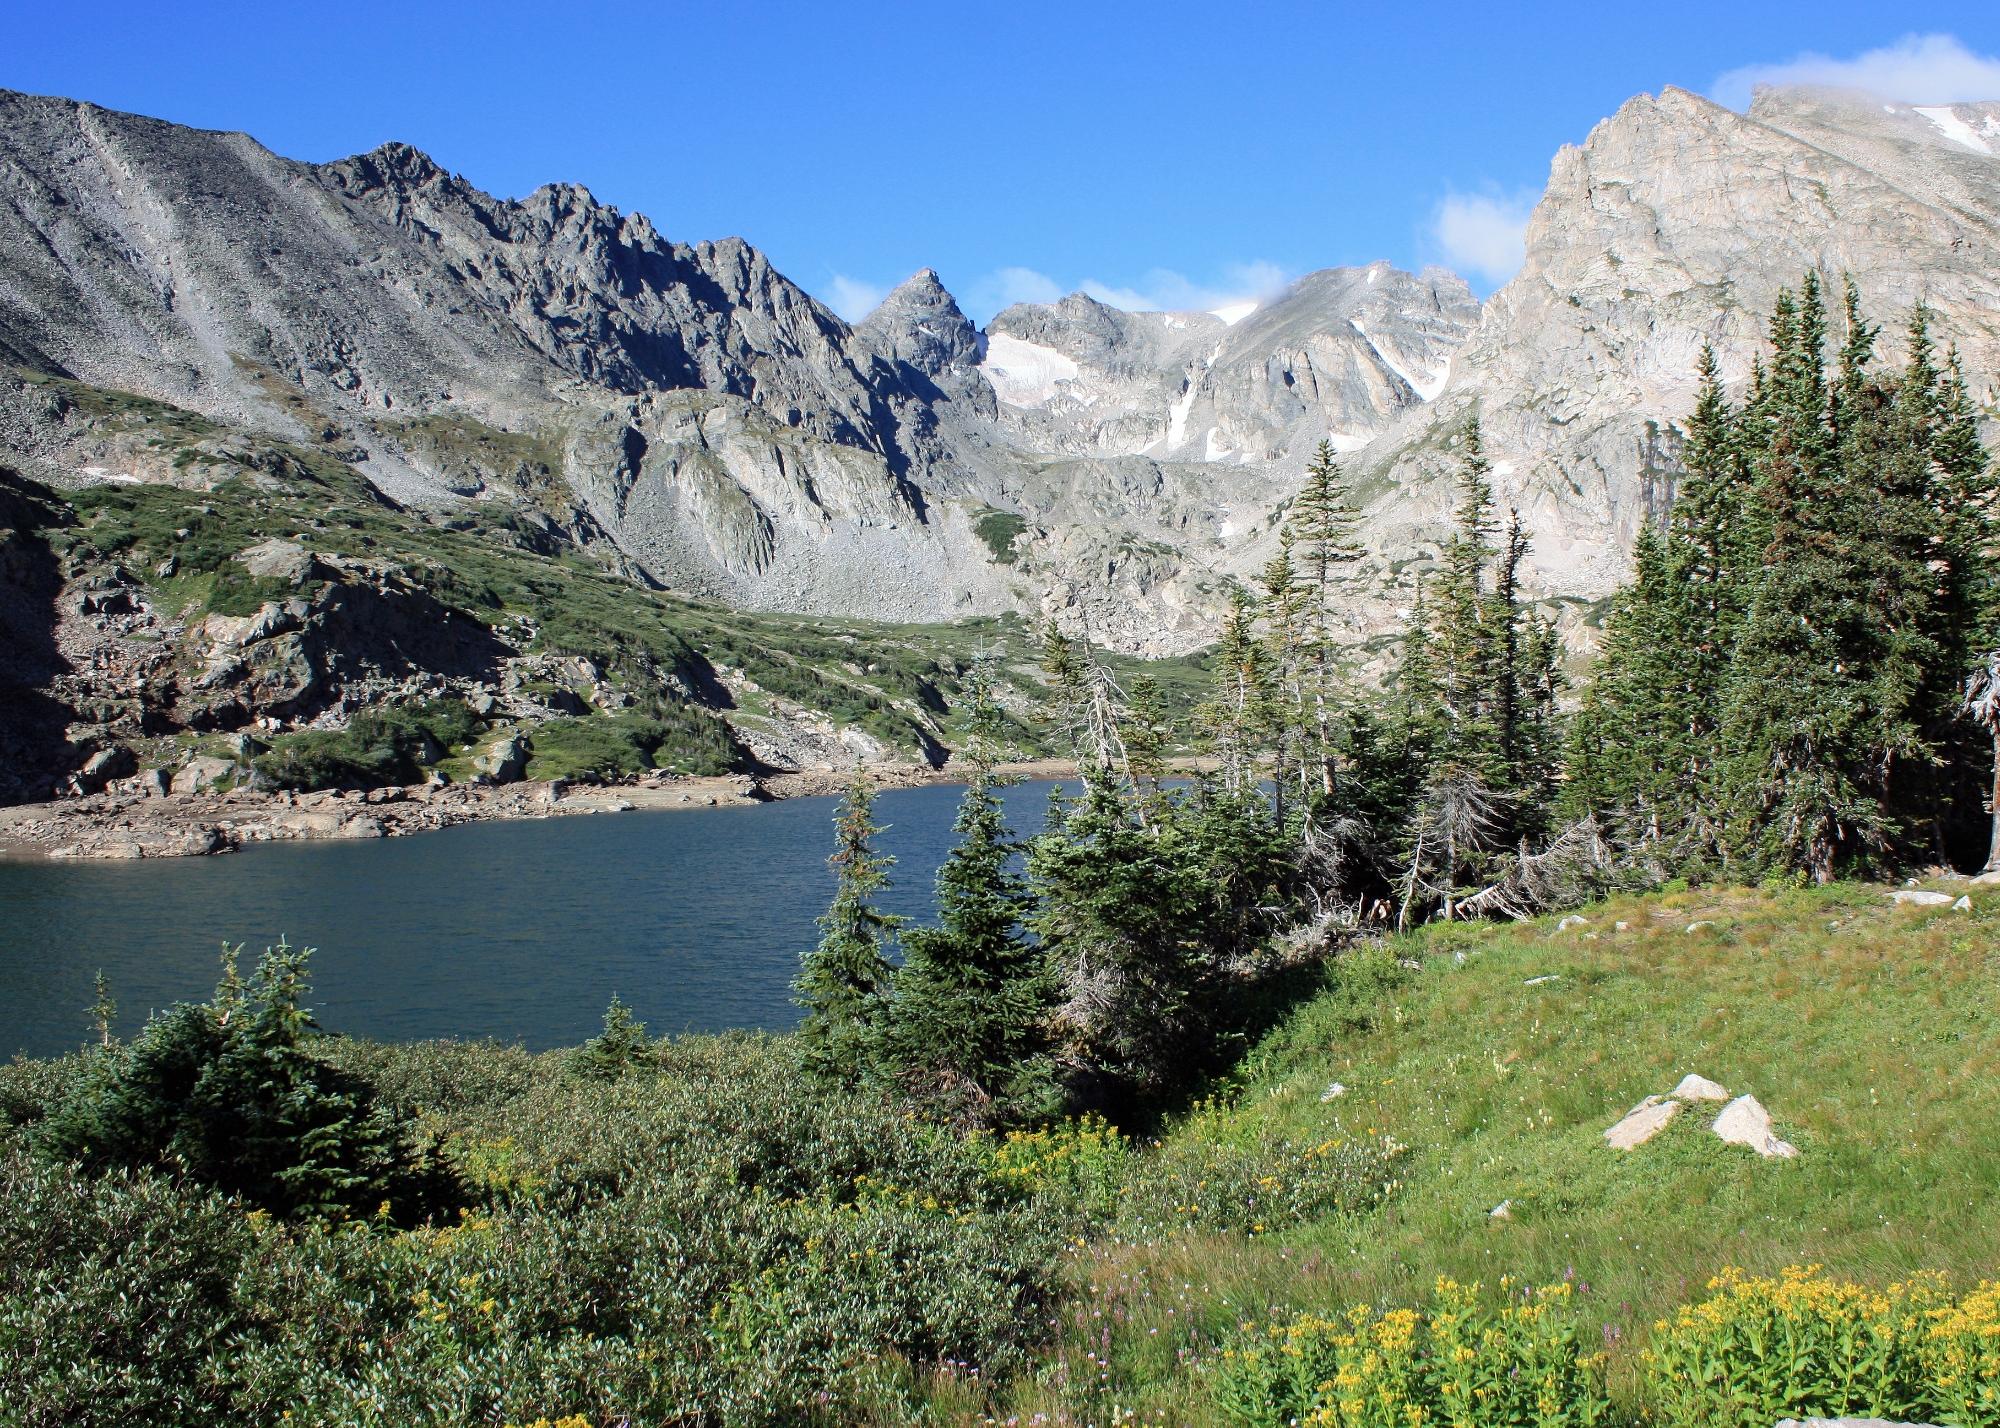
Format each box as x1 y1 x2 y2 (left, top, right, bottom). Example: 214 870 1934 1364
795 776 899 1086
1287 439 1365 795
883 663 1050 1123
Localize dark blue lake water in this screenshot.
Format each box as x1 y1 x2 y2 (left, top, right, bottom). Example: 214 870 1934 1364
0 780 1074 1060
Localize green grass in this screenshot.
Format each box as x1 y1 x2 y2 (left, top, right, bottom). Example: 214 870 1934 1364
990 880 2000 1423
973 507 1029 564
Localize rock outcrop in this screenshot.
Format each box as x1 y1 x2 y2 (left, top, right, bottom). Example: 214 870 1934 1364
1347 86 2000 608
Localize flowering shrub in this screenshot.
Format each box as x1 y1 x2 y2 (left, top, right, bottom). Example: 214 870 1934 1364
979 1113 1129 1218
1644 1265 2000 1427
1214 1277 1610 1427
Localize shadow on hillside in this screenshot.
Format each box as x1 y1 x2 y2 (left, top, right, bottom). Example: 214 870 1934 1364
0 469 79 802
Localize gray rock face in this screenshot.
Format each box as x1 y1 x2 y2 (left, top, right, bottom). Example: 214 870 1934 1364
1348 85 2000 610
3 82 1996 656
475 733 530 785
978 265 1476 468
855 270 989 402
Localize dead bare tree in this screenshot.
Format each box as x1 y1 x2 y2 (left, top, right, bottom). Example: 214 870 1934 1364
1967 652 2000 874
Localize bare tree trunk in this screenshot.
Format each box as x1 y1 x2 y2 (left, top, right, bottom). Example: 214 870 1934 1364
1987 726 2000 873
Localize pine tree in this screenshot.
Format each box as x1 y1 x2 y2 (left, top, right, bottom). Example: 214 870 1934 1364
1122 673 1175 824
883 663 1051 1124
1287 439 1365 795
36 944 448 1222
575 994 650 1079
1258 534 1313 824
794 776 899 1086
1202 584 1270 796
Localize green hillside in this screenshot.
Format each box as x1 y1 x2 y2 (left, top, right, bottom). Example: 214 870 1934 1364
996 879 2000 1423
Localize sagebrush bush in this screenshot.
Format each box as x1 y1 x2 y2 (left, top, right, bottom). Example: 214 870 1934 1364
1214 1277 1611 1428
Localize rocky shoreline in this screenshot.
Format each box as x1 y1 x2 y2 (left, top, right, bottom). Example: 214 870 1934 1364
0 760 1084 862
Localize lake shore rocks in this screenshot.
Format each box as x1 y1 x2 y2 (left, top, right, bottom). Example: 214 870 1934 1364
0 758 1084 861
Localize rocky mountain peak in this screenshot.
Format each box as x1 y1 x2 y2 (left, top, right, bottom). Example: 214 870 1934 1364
855 269 981 378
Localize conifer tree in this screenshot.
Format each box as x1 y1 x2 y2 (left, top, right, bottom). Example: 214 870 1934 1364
883 662 1051 1123
795 776 899 1086
1202 585 1270 796
1287 439 1365 794
1258 535 1312 823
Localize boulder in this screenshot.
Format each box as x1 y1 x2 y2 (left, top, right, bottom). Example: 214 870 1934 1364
1712 1094 1798 1158
1671 1074 1730 1103
75 745 136 791
474 733 530 785
172 755 237 796
1952 895 1971 912
1890 889 1954 907
1556 914 1588 932
1604 1096 1680 1150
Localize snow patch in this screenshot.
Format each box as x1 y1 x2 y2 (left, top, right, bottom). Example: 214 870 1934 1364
1204 427 1229 462
1165 380 1198 453
1916 105 1992 154
1209 300 1258 326
1327 431 1371 454
980 334 1081 407
1351 318 1451 402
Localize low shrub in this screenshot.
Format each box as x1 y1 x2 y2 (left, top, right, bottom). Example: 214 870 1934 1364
1214 1277 1611 1428
524 709 745 780
253 698 483 790
0 1152 253 1428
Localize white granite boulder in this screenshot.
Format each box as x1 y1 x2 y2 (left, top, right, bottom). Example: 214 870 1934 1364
1712 1094 1798 1158
1604 1096 1681 1149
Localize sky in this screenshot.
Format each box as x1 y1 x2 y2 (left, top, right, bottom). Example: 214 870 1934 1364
6 3 1998 322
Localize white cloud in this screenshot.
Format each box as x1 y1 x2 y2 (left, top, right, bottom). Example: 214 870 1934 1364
822 274 887 322
964 266 1067 318
1077 260 1290 314
1712 33 2000 111
1429 189 1537 288
964 260 1288 322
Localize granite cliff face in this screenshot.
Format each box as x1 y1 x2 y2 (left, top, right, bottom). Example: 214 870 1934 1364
2 82 1997 663
1342 85 2000 605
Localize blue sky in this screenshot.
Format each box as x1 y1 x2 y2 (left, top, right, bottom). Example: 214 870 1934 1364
6 3 1997 321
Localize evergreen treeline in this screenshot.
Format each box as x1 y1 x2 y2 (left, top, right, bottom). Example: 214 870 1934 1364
1569 276 1998 882
798 276 1998 1127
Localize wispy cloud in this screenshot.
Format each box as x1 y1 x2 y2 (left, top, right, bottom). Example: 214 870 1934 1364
1078 261 1290 314
822 274 887 322
965 266 1066 317
1712 33 2000 111
1429 189 1537 288
964 260 1289 322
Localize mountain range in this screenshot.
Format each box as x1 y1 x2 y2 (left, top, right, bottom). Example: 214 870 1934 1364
5 83 1998 653
1 80 1997 801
